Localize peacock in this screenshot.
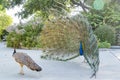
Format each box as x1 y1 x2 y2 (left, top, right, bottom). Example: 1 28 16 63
12 49 42 75
40 14 99 78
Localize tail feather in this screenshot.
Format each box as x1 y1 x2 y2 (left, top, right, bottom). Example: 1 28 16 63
28 62 42 72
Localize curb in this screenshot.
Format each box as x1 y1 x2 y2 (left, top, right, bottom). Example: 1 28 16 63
110 46 120 49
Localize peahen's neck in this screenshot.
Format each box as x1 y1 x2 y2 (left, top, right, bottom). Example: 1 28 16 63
13 49 16 55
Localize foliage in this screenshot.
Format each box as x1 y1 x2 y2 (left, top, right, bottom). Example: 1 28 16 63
6 23 43 48
83 10 103 30
98 41 111 48
115 26 120 45
115 26 120 30
1 0 112 20
0 30 9 41
103 2 120 26
84 0 111 6
94 25 115 44
83 1 120 30
7 31 22 48
93 0 104 10
4 0 71 19
0 12 13 34
0 5 12 37
0 0 9 9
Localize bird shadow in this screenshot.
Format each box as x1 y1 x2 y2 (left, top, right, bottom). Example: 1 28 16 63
14 72 42 79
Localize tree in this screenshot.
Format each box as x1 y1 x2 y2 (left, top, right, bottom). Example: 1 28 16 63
0 5 13 35
0 0 110 20
2 0 71 20
83 0 120 30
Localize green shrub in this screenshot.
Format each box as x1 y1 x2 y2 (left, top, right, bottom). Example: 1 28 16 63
6 31 22 48
94 25 115 44
116 26 120 29
98 41 111 48
6 23 43 49
115 26 120 45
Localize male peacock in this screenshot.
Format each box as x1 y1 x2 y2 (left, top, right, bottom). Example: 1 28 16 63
12 49 42 75
40 14 99 78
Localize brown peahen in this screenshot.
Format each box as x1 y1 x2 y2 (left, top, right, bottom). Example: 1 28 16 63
12 49 42 75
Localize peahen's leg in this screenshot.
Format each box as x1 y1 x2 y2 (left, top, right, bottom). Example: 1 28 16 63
19 63 24 75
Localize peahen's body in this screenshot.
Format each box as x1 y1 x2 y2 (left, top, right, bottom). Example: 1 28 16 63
12 49 42 75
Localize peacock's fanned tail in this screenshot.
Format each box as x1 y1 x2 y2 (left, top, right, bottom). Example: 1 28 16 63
72 14 100 78
41 14 99 77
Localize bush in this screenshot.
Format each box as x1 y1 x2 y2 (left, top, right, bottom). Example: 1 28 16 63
98 41 111 48
6 31 22 48
0 30 9 41
94 25 115 44
6 23 43 49
115 26 120 45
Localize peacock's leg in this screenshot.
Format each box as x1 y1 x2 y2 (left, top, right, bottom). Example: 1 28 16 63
19 63 24 75
82 58 87 63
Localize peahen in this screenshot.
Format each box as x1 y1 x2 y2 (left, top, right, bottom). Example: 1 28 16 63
12 49 42 75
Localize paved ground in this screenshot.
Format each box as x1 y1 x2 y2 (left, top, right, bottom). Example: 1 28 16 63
0 42 120 80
